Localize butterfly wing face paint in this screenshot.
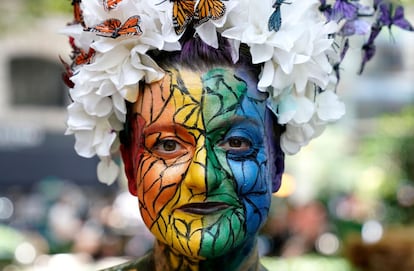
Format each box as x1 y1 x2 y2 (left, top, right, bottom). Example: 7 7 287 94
132 67 271 261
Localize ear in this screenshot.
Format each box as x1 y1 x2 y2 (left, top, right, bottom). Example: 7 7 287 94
265 108 285 193
119 110 146 197
120 143 138 196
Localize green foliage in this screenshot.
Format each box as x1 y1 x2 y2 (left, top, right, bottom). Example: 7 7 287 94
358 107 414 224
23 0 72 16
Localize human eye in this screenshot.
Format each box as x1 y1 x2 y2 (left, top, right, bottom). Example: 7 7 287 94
151 138 185 158
219 136 252 153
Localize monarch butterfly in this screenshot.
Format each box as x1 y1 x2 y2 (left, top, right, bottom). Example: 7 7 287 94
268 0 290 32
71 0 85 26
170 0 195 35
74 47 96 66
85 15 143 38
194 0 225 25
103 0 123 11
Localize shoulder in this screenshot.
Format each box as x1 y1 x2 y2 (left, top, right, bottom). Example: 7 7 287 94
98 253 154 271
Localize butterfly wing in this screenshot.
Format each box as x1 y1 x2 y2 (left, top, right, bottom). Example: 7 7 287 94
103 0 123 11
268 7 281 32
172 0 195 34
194 0 225 25
117 15 143 37
392 6 414 31
59 56 75 88
75 48 96 65
359 24 381 74
85 18 122 38
72 0 84 26
378 3 392 27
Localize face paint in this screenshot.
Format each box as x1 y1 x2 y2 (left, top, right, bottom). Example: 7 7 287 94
132 67 271 263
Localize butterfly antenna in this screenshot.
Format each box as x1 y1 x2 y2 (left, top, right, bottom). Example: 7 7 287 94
155 0 167 6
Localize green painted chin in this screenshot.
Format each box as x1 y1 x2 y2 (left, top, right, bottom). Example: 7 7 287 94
198 207 246 258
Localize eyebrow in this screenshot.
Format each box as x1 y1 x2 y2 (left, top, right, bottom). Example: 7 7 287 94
206 115 261 132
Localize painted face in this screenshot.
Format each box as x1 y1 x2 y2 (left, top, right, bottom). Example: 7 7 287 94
131 67 271 260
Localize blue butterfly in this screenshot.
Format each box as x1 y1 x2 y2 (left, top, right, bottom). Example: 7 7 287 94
268 0 290 32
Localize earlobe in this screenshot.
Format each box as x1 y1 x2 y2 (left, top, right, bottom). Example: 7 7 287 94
120 144 138 196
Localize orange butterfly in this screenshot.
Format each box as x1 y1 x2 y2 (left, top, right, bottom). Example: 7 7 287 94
171 0 195 34
194 0 226 25
74 47 96 66
103 0 123 11
71 0 85 26
85 15 143 39
59 56 75 88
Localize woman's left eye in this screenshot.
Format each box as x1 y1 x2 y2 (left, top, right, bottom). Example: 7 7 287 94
219 137 252 152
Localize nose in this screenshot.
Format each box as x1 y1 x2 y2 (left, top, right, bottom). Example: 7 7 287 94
205 141 226 192
182 138 207 193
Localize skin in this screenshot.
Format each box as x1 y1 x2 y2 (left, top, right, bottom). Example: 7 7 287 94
120 66 274 271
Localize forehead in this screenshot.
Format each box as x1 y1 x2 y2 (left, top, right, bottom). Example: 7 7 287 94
134 67 266 127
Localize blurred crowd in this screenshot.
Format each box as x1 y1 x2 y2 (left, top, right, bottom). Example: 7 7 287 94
0 178 154 270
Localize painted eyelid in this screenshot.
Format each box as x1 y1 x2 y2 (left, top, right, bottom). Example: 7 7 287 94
144 130 196 150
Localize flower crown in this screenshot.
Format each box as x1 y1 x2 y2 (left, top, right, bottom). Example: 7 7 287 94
61 0 413 185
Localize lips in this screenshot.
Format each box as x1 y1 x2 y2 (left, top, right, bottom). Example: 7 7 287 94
177 202 231 215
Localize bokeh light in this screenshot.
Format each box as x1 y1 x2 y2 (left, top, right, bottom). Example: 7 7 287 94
361 220 383 244
0 197 14 220
316 232 340 256
14 242 37 265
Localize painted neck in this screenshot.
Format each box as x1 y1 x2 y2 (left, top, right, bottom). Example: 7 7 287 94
152 238 265 271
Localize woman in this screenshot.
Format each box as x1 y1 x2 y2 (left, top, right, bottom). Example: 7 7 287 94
116 33 284 270
62 0 412 270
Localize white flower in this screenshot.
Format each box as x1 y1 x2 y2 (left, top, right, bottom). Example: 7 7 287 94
316 90 346 121
63 0 350 185
281 118 326 155
97 156 120 185
195 0 239 48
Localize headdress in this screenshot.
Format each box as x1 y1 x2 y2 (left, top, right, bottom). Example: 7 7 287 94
61 0 413 184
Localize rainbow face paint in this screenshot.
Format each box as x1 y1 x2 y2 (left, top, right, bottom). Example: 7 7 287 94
131 67 271 263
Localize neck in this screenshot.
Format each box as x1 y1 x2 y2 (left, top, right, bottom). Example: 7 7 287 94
152 238 264 271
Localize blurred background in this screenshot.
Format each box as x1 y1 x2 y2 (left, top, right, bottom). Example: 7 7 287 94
1 1 414 270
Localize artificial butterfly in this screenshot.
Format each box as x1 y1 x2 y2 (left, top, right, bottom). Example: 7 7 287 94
74 47 96 66
85 15 143 39
318 0 332 19
170 0 195 35
268 0 290 32
194 0 226 25
103 0 123 11
359 23 382 74
59 56 75 89
71 0 85 26
331 0 358 20
333 38 349 83
378 3 414 31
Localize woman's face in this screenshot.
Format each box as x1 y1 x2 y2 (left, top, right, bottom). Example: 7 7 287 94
129 67 272 259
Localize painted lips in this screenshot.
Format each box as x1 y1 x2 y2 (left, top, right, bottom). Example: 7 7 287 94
178 202 231 215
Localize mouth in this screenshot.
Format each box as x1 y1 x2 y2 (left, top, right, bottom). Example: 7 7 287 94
177 202 231 215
